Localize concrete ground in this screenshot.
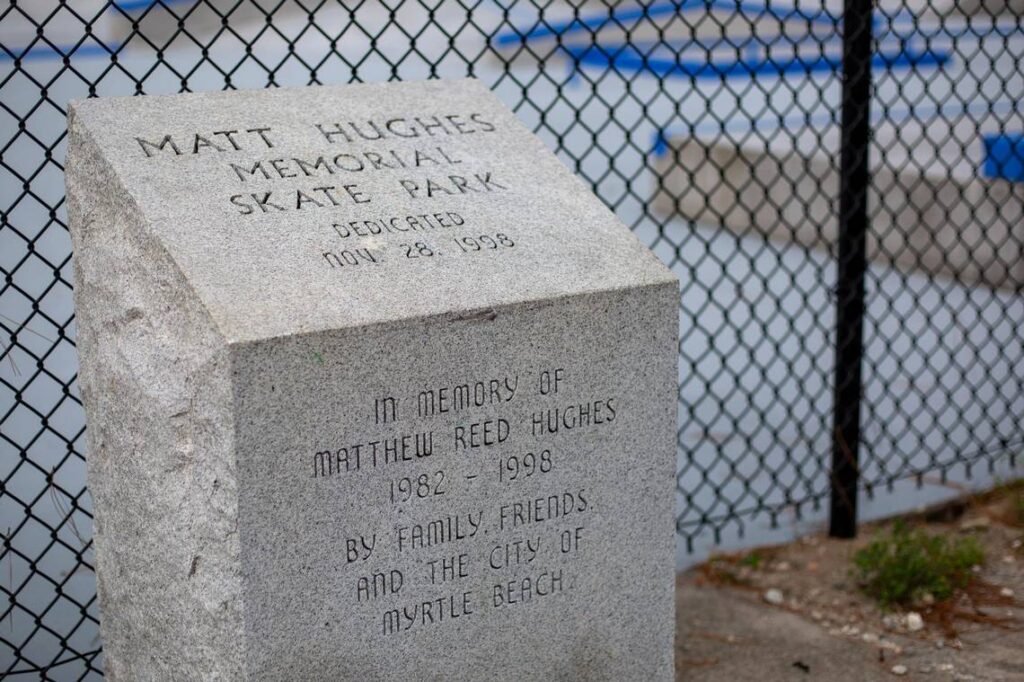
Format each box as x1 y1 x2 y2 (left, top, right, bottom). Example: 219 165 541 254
674 490 1024 681
675 575 1024 680
675 576 892 681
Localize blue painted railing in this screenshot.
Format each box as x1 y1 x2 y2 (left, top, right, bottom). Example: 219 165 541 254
563 41 948 80
983 133 1024 182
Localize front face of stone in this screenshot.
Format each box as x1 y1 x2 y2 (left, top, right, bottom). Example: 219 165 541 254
231 284 676 681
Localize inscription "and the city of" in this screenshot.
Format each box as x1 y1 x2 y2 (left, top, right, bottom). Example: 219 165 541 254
308 367 618 636
131 112 516 274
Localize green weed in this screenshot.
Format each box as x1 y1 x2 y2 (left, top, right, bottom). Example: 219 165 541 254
739 550 765 569
853 522 983 608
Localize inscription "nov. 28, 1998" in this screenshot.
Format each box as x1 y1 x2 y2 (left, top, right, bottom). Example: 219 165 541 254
306 366 619 637
132 112 518 274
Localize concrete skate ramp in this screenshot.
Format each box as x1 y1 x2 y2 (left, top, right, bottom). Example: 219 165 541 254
653 112 1024 290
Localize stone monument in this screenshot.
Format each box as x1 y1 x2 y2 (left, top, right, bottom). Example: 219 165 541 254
66 79 678 681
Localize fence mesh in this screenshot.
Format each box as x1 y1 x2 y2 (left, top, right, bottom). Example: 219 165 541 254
2 0 1022 677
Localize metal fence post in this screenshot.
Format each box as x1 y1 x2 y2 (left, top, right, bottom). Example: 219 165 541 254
829 0 874 539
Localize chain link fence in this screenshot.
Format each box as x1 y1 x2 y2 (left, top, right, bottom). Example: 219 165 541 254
2 0 1023 677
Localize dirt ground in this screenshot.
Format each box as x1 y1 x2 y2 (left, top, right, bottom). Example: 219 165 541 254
675 486 1024 681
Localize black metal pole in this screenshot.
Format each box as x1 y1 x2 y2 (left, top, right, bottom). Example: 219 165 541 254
829 0 873 539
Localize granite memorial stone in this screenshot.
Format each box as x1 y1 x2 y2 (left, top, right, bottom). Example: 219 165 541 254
66 79 678 681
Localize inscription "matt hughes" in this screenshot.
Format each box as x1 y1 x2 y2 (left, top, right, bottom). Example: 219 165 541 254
133 112 497 159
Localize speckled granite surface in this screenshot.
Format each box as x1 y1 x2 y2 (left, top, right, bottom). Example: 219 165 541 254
67 80 677 681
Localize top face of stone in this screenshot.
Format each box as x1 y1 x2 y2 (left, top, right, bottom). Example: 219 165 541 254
69 80 674 344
